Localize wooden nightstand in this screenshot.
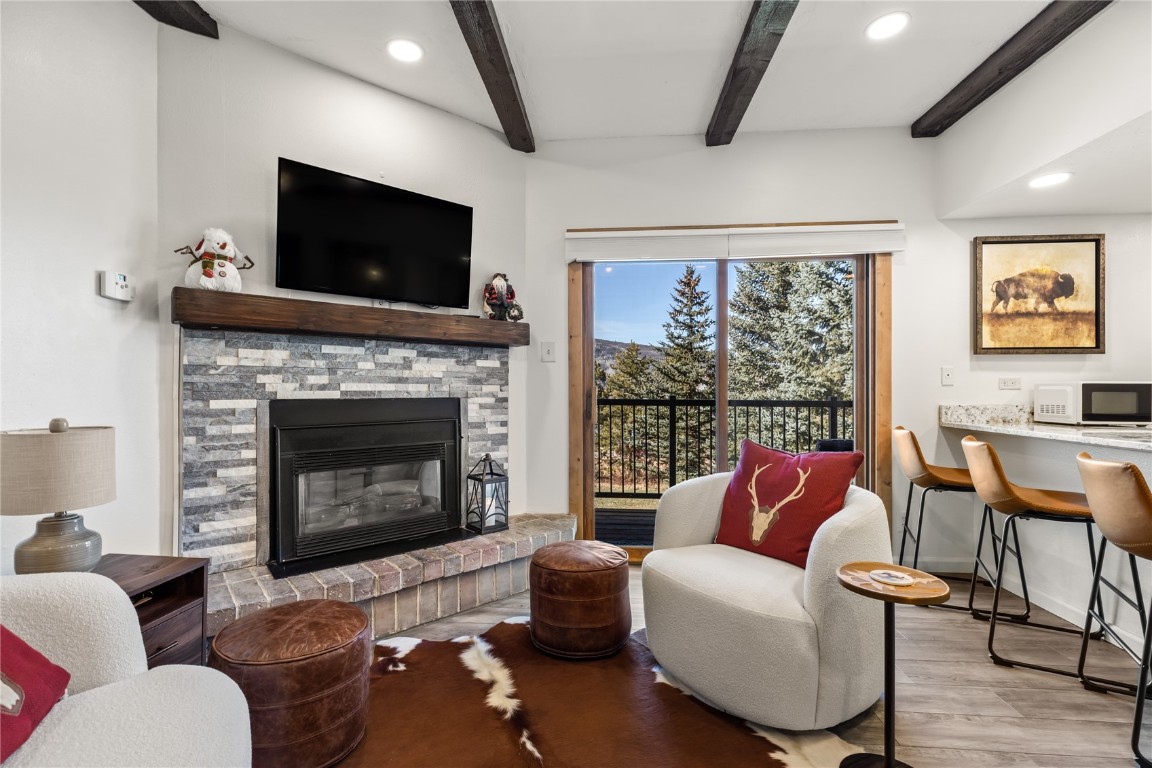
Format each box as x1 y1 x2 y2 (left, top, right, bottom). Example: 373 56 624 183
91 553 209 668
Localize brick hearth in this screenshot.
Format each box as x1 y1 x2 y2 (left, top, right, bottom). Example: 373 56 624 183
207 514 575 640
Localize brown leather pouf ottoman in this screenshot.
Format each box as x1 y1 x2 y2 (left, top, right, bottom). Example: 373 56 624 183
209 599 371 768
530 540 631 658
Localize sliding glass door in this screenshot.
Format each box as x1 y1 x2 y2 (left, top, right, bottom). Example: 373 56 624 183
592 257 859 548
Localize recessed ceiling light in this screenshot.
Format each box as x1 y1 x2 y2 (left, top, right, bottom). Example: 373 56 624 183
387 39 424 63
866 12 910 40
1029 172 1072 189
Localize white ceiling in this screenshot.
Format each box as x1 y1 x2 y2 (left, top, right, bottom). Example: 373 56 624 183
198 0 1149 217
201 0 1052 141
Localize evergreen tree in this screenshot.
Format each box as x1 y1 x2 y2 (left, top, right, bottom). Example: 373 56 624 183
655 264 716 399
780 261 854 400
593 361 608 399
730 260 853 400
652 264 716 481
729 261 799 399
603 342 654 398
729 259 854 452
597 343 660 493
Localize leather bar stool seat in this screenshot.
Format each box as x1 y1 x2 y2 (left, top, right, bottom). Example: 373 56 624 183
530 540 631 658
961 435 1102 678
210 599 371 768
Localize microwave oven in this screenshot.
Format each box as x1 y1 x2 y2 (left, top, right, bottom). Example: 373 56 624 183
1034 382 1152 425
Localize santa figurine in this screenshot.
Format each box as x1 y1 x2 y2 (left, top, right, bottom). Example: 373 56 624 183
483 273 520 321
176 227 254 292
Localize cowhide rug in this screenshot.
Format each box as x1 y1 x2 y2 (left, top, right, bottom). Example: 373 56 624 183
340 617 861 767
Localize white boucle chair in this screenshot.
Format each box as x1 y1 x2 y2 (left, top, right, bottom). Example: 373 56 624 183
641 473 892 731
0 572 251 767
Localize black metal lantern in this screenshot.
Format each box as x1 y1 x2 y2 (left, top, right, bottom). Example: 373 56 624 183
465 453 508 534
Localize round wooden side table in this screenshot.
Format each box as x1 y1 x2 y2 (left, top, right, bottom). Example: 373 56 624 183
837 561 950 768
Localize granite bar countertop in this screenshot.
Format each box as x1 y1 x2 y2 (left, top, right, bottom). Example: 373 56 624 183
939 404 1152 453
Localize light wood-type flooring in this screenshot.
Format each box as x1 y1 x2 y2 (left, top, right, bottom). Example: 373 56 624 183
385 567 1145 767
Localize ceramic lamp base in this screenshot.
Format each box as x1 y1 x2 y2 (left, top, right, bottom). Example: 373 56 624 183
13 512 102 574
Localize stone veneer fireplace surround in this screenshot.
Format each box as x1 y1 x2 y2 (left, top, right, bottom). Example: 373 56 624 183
173 289 573 640
180 329 510 572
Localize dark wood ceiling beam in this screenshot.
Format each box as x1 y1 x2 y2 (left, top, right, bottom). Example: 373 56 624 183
450 0 535 153
706 0 799 147
133 1 218 39
912 0 1112 138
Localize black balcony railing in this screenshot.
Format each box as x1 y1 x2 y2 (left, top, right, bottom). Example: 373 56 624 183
594 396 853 499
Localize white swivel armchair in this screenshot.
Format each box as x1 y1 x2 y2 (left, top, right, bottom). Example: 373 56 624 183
0 571 251 767
641 473 892 731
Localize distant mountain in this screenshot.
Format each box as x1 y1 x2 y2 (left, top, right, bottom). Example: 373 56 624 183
594 339 663 375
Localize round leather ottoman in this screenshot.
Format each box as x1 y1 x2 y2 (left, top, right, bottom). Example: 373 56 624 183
530 540 631 658
209 599 371 768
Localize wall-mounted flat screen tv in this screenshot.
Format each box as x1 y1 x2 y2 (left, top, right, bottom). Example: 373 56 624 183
276 158 473 309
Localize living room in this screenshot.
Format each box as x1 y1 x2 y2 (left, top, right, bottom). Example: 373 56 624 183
2 1 1150 766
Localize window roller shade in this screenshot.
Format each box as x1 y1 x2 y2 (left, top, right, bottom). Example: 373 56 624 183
565 222 905 262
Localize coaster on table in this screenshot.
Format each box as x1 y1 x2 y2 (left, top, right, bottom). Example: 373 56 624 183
869 569 914 586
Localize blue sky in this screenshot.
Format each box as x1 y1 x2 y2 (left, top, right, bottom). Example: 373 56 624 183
594 261 720 346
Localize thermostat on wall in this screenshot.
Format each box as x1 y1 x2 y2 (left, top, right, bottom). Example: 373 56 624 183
99 270 136 302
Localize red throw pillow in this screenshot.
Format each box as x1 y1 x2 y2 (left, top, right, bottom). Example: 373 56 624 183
714 440 863 568
1 625 70 762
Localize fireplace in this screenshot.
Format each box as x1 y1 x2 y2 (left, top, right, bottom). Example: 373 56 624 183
267 398 471 577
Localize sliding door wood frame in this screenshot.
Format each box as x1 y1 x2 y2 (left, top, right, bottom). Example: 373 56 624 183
567 262 594 540
567 250 894 550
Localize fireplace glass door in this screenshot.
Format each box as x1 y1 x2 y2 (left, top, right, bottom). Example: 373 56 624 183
296 455 443 536
268 398 464 577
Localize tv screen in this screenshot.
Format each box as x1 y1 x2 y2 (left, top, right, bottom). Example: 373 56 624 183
276 158 473 309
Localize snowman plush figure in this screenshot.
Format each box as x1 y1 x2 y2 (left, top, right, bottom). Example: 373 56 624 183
178 227 254 292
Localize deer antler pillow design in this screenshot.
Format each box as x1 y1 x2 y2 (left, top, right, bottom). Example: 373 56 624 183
714 440 863 568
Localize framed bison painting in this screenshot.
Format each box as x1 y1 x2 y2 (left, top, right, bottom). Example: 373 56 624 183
972 234 1105 354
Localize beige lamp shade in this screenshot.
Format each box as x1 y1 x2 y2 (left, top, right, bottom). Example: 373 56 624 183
1 421 115 573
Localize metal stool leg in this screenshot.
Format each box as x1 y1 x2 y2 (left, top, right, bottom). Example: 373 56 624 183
987 512 1095 677
970 505 1031 622
898 481 916 567
911 487 930 570
1133 603 1152 768
1079 536 1147 694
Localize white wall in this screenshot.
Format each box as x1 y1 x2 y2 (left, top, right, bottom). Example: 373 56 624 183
935 1 1152 217
1 2 160 571
155 25 530 529
524 128 944 516
522 131 1152 580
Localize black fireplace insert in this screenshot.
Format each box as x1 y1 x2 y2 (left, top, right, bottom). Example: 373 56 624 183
267 398 471 577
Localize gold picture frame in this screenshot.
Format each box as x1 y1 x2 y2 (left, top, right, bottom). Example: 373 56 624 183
972 234 1105 355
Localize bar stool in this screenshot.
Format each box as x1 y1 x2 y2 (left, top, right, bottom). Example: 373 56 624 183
961 435 1103 677
893 426 977 570
893 427 977 613
1076 452 1152 767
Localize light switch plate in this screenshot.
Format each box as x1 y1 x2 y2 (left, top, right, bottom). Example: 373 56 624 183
541 341 556 363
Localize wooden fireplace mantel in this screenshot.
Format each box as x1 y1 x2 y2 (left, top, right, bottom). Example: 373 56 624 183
170 287 530 348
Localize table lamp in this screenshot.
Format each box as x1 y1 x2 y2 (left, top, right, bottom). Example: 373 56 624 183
1 418 116 574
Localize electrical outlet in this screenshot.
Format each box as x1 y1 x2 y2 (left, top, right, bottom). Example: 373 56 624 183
541 341 556 363
940 367 954 386
999 376 1022 390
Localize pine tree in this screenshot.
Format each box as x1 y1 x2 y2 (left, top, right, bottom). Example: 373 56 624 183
655 264 716 399
603 343 654 398
729 261 798 399
593 361 608 399
728 259 854 451
652 264 716 480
